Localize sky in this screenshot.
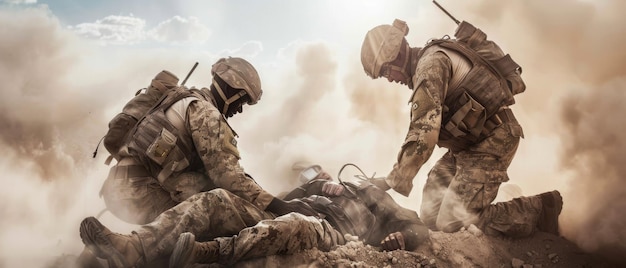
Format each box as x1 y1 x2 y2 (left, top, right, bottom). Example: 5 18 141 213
1 0 626 267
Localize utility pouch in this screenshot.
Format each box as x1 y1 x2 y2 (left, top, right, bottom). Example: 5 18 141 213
444 92 487 138
146 128 177 165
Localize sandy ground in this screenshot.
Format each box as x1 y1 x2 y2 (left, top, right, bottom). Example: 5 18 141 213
49 228 623 268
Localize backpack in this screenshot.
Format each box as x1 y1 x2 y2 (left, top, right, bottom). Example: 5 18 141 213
450 20 526 96
95 70 180 164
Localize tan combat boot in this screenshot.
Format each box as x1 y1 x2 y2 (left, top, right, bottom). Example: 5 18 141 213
536 190 563 236
79 217 144 268
169 232 219 268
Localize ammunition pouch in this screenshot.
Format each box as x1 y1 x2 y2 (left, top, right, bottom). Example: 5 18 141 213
444 92 487 138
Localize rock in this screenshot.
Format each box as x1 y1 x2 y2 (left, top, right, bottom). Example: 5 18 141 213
548 253 560 263
511 257 525 268
467 224 483 237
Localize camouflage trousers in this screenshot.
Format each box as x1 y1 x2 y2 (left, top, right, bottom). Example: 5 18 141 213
213 212 345 265
134 188 275 262
420 116 543 237
100 157 211 224
100 163 177 224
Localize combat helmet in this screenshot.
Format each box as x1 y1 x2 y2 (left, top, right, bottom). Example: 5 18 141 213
361 19 409 78
211 57 263 105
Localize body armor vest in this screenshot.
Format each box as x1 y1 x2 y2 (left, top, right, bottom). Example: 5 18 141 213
421 38 522 149
127 87 205 184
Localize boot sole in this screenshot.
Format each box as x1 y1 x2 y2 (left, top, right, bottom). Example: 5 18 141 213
170 232 195 268
79 217 127 268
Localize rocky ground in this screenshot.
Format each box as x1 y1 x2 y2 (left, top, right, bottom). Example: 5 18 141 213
49 227 623 268
230 228 621 268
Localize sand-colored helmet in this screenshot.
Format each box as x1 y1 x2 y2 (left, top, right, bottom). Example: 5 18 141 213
211 57 263 104
361 19 409 78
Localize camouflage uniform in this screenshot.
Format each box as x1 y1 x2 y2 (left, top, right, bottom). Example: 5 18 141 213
187 179 429 265
100 94 274 224
386 49 543 237
211 212 341 265
119 188 341 264
117 188 273 261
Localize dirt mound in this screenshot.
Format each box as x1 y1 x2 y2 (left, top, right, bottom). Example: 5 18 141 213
232 228 620 268
48 228 623 268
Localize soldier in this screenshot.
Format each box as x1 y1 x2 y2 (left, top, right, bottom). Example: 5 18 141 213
79 57 316 267
79 166 430 267
99 57 315 223
359 19 563 238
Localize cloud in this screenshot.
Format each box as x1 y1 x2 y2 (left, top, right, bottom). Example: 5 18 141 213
1 0 36 4
69 14 214 46
69 14 147 45
149 15 211 44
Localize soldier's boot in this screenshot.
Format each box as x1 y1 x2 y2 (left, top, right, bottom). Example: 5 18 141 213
79 216 145 268
169 232 219 268
536 190 563 236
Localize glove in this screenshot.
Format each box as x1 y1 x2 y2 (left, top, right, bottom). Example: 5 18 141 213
322 181 345 196
266 197 319 217
380 232 406 251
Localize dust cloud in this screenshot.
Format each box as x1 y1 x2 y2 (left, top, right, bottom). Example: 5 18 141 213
0 7 196 267
462 0 626 262
1 1 626 266
0 7 109 267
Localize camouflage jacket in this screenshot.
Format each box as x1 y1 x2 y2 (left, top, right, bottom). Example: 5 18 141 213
386 50 450 196
186 96 274 209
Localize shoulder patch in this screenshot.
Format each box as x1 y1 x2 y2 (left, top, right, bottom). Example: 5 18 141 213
410 87 438 122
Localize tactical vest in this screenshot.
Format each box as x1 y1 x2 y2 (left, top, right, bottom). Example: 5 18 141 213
126 87 205 185
418 25 524 149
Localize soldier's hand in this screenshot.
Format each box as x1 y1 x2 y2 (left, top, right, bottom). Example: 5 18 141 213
380 232 405 251
267 198 319 217
322 182 345 196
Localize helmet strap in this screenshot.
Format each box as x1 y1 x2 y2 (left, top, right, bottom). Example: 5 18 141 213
386 43 413 86
213 78 247 114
